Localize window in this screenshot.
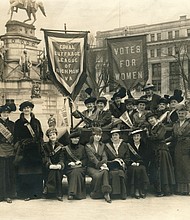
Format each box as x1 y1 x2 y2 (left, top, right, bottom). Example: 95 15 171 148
151 34 155 42
152 63 161 92
150 49 155 58
168 31 173 39
187 29 190 37
157 48 161 57
169 62 180 91
175 30 179 38
168 47 173 56
157 33 161 41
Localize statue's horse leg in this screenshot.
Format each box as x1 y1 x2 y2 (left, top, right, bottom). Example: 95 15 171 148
31 11 37 25
23 10 32 23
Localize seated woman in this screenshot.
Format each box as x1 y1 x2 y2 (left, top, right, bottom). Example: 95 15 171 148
105 128 128 200
42 128 65 201
85 127 112 203
64 129 87 200
126 128 149 199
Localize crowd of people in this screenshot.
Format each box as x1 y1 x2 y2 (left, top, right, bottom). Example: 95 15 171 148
0 83 190 204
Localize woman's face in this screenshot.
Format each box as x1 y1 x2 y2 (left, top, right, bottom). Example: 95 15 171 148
148 116 157 126
111 132 120 141
158 103 166 111
170 100 178 109
93 134 102 142
49 132 57 142
132 133 141 142
137 103 146 111
71 137 80 144
0 111 10 120
23 106 32 115
177 110 187 121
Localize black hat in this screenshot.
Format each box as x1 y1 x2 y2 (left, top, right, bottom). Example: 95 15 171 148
5 100 16 112
111 87 126 100
169 89 184 103
84 97 96 105
19 101 34 111
125 98 135 105
146 112 158 121
46 127 58 137
96 97 107 105
0 105 12 113
158 97 168 105
137 98 148 104
142 83 155 91
70 129 81 138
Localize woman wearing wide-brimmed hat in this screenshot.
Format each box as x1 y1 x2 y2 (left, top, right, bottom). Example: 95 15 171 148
104 128 128 200
85 127 112 203
0 103 16 203
146 112 175 197
126 128 149 199
14 101 44 201
64 129 87 200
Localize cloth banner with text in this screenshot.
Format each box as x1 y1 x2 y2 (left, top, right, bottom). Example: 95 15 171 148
43 30 88 100
107 35 148 90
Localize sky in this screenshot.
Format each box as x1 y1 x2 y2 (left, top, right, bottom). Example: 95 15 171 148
1 0 190 48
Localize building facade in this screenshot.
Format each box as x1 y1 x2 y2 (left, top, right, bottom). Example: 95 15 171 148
95 15 190 97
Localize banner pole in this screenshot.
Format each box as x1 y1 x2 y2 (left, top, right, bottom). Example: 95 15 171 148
68 97 73 129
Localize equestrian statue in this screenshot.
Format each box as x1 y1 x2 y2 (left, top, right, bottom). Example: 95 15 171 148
8 0 46 25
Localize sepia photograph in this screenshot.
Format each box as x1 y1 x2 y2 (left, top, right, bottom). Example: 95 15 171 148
0 0 190 219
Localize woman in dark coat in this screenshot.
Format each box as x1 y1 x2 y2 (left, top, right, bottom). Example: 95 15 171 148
0 104 16 203
85 127 112 203
146 112 175 196
172 105 190 195
42 128 64 201
14 101 44 201
64 129 87 200
105 128 128 200
126 128 149 199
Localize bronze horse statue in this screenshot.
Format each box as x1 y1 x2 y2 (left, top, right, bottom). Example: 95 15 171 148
9 0 46 25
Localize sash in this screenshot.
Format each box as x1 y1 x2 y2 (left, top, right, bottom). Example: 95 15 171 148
65 145 80 162
0 122 13 144
24 122 35 138
106 143 118 158
127 143 142 160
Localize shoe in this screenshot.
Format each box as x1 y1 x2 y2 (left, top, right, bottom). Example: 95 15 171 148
6 198 12 203
68 195 74 200
57 196 63 202
134 194 140 199
104 193 112 203
140 193 146 199
24 197 31 201
121 194 127 200
156 192 164 197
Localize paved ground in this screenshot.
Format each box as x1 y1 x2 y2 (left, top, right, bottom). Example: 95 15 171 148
0 194 190 220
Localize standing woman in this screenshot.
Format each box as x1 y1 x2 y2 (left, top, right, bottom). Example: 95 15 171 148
14 101 44 201
146 112 175 196
64 129 87 200
85 127 112 203
0 104 16 203
172 105 190 195
126 128 149 199
105 128 128 200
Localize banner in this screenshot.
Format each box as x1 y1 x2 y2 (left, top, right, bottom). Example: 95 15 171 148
107 35 148 90
43 30 88 100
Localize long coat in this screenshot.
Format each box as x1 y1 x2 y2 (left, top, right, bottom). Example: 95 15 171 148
126 140 150 195
64 143 87 199
42 141 64 196
85 142 111 198
140 93 161 111
173 119 190 186
14 113 44 198
104 140 129 198
0 118 15 199
96 109 112 127
147 122 175 194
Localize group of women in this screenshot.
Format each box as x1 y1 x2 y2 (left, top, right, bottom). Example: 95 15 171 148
0 92 190 204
